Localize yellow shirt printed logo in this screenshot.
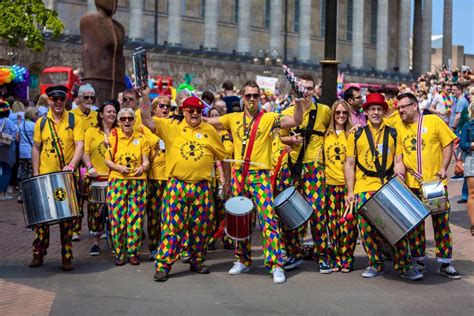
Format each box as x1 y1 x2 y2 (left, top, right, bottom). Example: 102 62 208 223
180 141 205 162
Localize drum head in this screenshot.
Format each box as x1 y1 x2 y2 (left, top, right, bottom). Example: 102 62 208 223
274 186 296 207
225 196 254 215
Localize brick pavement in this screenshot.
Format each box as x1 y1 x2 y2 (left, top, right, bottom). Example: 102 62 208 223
0 279 55 316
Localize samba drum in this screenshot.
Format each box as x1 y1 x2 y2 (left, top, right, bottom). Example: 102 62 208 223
90 181 108 204
225 196 254 240
274 186 313 230
358 176 430 246
421 181 448 214
20 171 81 228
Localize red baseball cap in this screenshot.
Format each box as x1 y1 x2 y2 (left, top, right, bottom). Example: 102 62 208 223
180 96 204 109
362 93 388 111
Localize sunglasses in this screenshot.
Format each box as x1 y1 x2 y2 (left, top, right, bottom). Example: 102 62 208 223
335 110 348 116
123 97 135 102
244 93 260 100
49 96 66 102
119 116 135 122
184 108 203 114
83 95 95 100
158 103 171 109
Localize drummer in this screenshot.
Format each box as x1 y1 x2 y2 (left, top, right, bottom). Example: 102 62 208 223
140 92 229 282
82 100 119 256
322 99 355 272
395 92 461 279
344 93 422 280
104 108 150 266
30 85 84 271
204 80 304 284
278 74 332 273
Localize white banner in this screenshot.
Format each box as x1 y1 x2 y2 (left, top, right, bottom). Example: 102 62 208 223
256 75 278 94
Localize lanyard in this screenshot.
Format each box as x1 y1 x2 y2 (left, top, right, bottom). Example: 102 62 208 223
47 118 66 168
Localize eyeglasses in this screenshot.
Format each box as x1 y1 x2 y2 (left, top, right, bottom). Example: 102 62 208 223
119 116 135 122
49 96 66 102
123 97 135 102
335 110 348 116
184 108 203 114
244 93 260 100
158 103 171 109
83 95 95 100
397 102 416 110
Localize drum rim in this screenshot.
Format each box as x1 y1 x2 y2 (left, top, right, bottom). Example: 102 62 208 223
274 186 297 208
225 196 254 215
224 228 252 241
20 170 75 184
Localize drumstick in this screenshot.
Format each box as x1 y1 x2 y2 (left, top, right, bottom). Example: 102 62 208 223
338 201 355 224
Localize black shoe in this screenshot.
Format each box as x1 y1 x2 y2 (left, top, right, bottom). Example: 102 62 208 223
457 199 467 204
190 263 210 274
154 271 169 282
89 245 100 256
208 242 216 251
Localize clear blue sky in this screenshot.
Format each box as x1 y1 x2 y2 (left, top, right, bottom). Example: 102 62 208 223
431 0 474 54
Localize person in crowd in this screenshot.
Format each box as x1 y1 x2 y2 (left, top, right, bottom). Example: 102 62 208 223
29 85 84 271
0 101 19 200
222 80 240 114
36 94 50 117
429 83 452 124
460 99 474 236
104 108 149 266
17 106 38 203
344 86 366 127
82 100 119 256
396 92 461 279
9 100 25 126
345 93 422 280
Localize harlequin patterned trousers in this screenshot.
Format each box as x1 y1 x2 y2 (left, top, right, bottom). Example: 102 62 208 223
155 178 213 273
146 180 167 252
232 169 284 270
107 179 146 260
32 221 73 260
356 191 412 272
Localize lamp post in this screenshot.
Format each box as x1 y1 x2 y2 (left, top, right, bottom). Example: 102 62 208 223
253 49 282 75
320 0 339 105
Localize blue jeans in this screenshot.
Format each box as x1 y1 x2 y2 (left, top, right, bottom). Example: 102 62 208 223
0 162 12 193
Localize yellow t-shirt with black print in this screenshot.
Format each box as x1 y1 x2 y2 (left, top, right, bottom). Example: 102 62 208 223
383 110 402 129
84 126 109 176
346 121 396 194
153 118 227 183
280 103 331 163
105 129 150 180
395 114 456 189
219 112 283 171
71 108 98 131
147 136 167 181
33 110 84 175
324 130 348 186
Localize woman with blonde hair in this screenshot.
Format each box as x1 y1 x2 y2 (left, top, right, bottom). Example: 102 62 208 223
323 99 356 272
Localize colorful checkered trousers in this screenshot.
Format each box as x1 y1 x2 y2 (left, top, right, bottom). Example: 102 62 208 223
155 178 213 273
232 169 284 270
326 185 358 270
356 191 413 273
146 180 167 253
32 221 73 260
107 179 147 260
276 163 330 264
408 187 453 264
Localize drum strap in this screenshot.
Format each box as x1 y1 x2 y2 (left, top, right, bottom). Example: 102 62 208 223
47 118 66 169
271 146 291 192
357 125 392 184
236 111 263 194
414 115 424 179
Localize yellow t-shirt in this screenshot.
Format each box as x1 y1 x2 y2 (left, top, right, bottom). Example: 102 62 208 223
33 110 84 175
105 129 150 180
148 136 167 181
324 130 348 186
271 133 286 169
84 126 109 176
153 118 227 183
219 112 283 170
71 108 98 131
346 121 397 194
383 110 402 129
280 103 331 163
396 114 456 188
220 129 234 159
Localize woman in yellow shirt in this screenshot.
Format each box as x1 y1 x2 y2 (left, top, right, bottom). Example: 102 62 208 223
323 99 354 273
83 100 119 256
105 108 150 266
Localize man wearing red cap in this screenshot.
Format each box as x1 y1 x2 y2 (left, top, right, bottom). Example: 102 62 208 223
344 93 422 280
140 91 230 282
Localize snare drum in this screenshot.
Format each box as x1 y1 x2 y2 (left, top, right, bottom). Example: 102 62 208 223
274 186 313 230
90 181 108 203
421 181 448 214
20 171 81 228
225 196 254 240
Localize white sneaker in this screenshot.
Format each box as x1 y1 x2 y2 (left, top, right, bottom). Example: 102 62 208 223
272 267 286 284
7 186 14 194
0 194 13 201
228 261 251 275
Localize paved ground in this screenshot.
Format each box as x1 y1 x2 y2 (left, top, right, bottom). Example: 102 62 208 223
0 166 473 315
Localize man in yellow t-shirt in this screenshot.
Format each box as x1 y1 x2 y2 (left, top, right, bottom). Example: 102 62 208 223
277 73 332 273
204 80 304 284
141 94 229 282
395 92 460 279
30 85 84 272
345 93 422 281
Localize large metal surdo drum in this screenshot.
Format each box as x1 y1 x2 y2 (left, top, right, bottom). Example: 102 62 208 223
20 171 81 228
225 196 254 240
274 186 313 230
358 176 430 246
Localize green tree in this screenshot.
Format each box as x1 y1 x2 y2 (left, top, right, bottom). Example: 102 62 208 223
0 0 64 52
